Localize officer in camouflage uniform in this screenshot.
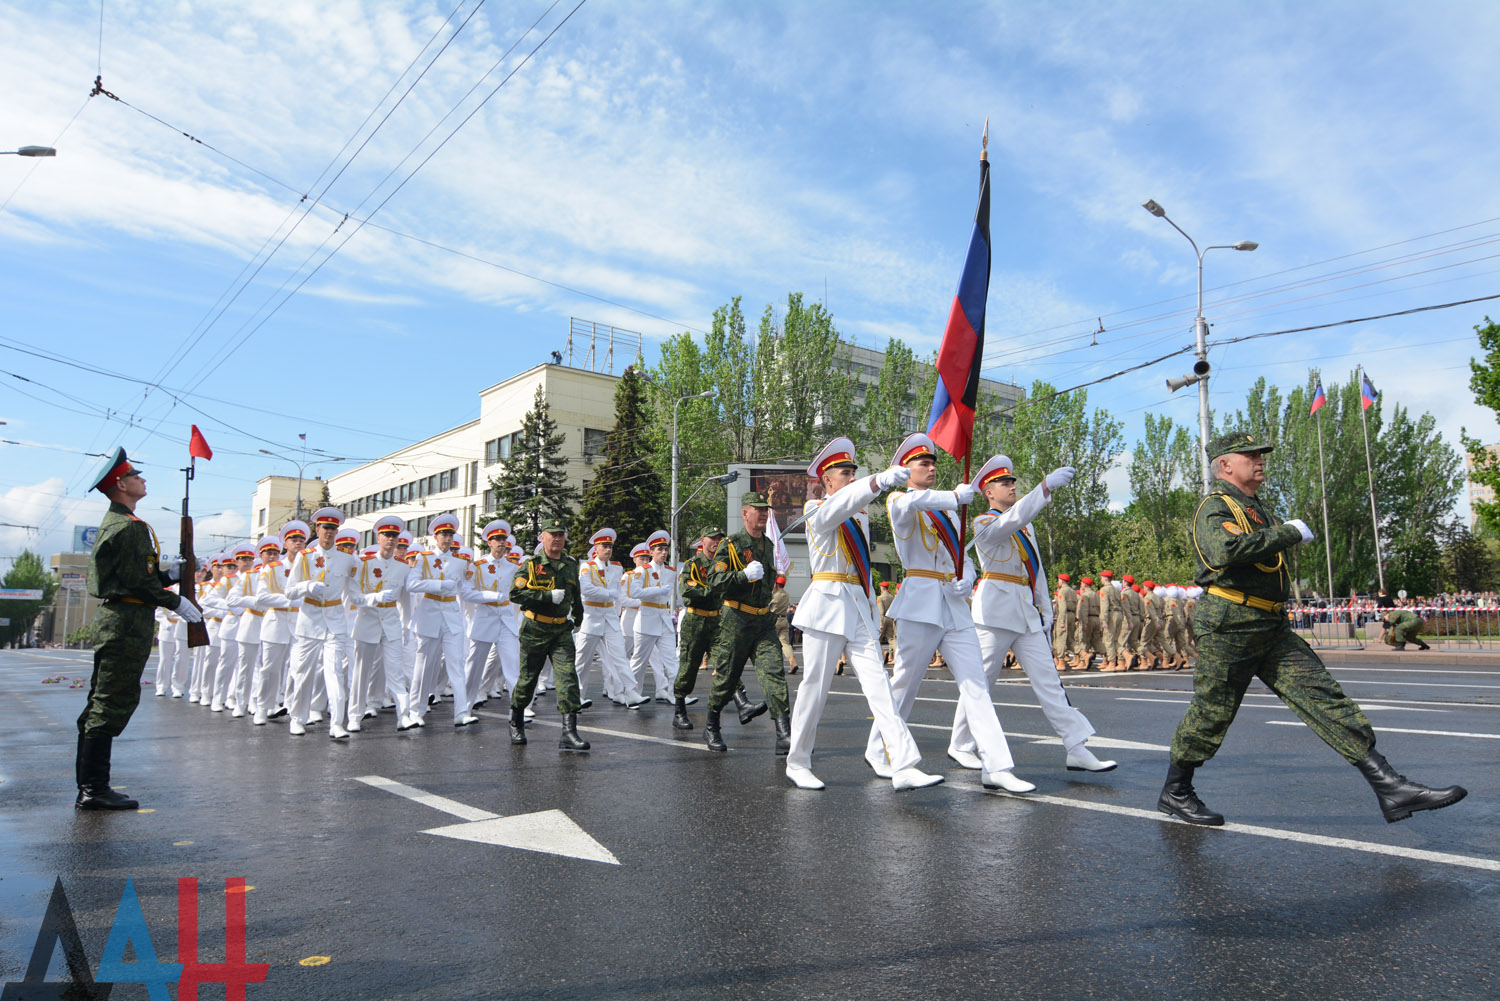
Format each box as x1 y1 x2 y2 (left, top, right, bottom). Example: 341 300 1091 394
508 519 589 751
1381 608 1431 650
674 527 733 729
78 448 203 810
704 492 790 753
1159 432 1466 826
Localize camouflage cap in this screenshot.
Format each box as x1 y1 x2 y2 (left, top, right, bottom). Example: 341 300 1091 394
1206 430 1273 461
539 519 569 535
740 492 772 508
700 525 727 538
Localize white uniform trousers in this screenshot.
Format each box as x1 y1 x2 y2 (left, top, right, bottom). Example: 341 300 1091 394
953 626 1094 755
464 637 495 709
188 643 209 702
575 629 628 703
356 635 406 718
254 641 290 715
287 633 351 727
212 636 239 708
228 640 257 714
790 625 921 773
629 631 676 699
155 632 179 694
416 627 470 721
169 636 193 696
866 620 1015 773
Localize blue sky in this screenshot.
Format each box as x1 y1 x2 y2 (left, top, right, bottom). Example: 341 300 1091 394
3 0 1499 563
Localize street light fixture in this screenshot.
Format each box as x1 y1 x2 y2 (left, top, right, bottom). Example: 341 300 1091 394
1 146 57 157
1142 198 1258 489
259 448 344 521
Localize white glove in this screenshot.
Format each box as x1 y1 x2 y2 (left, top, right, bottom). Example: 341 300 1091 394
306 580 329 599
743 561 765 582
479 590 502 603
953 483 977 505
160 555 184 581
948 578 972 597
438 579 458 597
1285 518 1315 544
176 599 203 624
1044 466 1076 491
550 588 565 604
363 592 384 608
875 465 911 491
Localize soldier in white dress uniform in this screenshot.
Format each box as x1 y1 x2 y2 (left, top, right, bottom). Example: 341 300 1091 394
472 520 522 705
224 543 263 718
948 455 1116 774
405 513 486 729
349 515 410 728
618 542 650 666
864 433 1038 793
284 507 360 738
574 527 629 710
625 530 675 707
785 437 943 792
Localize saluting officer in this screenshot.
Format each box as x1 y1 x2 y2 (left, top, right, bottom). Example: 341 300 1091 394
1160 432 1466 826
78 448 204 810
508 519 590 751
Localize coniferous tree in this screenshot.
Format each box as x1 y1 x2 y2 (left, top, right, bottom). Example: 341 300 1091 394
571 366 668 555
483 386 581 550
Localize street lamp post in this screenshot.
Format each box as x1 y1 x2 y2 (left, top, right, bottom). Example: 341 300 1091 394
670 388 718 573
1 146 57 157
259 449 344 522
1143 199 1257 490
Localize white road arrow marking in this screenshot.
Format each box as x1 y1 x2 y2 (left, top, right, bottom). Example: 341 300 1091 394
354 775 619 865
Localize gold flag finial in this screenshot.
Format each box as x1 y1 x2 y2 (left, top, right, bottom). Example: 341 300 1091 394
981 116 989 161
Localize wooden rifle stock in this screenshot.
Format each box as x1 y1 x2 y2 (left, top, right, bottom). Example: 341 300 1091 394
181 509 210 649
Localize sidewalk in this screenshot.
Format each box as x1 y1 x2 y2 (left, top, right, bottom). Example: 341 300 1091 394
1315 643 1500 666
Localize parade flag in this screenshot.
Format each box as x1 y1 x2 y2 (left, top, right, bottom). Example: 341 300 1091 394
1309 380 1327 416
298 433 307 441
1361 373 1378 410
188 424 213 460
925 144 991 463
766 507 792 575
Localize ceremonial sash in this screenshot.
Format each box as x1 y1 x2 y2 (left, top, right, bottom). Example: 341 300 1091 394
837 518 872 597
1013 527 1044 620
924 510 962 571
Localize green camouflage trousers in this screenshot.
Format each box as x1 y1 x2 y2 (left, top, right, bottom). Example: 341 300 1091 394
78 604 155 737
513 621 582 714
674 610 720 698
1387 620 1425 646
708 607 788 716
1170 602 1374 766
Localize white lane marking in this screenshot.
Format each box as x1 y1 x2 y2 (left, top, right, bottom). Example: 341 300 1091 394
975 788 1500 874
1265 720 1500 740
904 721 1169 752
1118 697 1191 705
1337 679 1500 691
827 690 1042 711
355 776 619 865
475 711 713 750
425 811 619 865
353 775 498 822
1332 666 1500 676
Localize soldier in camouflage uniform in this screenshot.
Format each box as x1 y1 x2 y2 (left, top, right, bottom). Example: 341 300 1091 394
1051 574 1078 670
78 448 204 810
704 493 790 753
673 527 735 729
1381 608 1431 650
1159 432 1466 826
508 519 589 751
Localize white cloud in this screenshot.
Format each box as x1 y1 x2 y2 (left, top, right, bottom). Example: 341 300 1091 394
0 478 107 566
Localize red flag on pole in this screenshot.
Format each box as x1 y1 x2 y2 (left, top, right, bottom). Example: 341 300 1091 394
188 425 213 460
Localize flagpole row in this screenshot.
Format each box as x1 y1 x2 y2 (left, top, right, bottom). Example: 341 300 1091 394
1356 365 1386 592
1313 379 1336 598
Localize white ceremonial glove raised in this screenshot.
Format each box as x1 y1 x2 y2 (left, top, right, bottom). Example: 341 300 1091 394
1044 466 1076 491
875 465 911 491
176 599 203 624
953 482 977 505
438 579 459 597
306 580 329 600
160 555 184 581
549 588 565 604
1285 518 1315 544
743 560 765 582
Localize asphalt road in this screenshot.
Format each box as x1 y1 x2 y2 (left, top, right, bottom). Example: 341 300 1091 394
2 645 1497 1000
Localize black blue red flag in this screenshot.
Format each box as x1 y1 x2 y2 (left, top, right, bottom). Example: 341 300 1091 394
925 152 991 463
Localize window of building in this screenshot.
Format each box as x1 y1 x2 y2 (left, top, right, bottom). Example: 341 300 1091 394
257 508 266 527
583 427 608 457
470 461 478 494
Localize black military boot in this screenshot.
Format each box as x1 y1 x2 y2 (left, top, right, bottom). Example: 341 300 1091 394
558 712 590 751
1356 751 1466 823
704 709 727 752
1156 761 1223 826
672 697 694 730
772 714 791 756
75 735 139 811
509 707 527 745
733 686 767 725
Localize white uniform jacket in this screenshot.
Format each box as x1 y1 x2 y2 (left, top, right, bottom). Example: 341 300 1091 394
287 542 359 639
405 548 475 639
628 564 675 638
792 476 883 638
350 553 410 644
256 559 299 644
969 484 1054 634
578 559 625 636
227 570 265 643
618 567 643 634
463 555 513 643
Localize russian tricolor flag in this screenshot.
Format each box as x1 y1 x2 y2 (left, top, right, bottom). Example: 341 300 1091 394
1361 373 1378 410
1309 380 1327 416
925 153 991 463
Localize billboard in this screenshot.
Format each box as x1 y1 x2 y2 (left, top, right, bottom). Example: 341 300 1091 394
73 525 100 552
746 468 820 536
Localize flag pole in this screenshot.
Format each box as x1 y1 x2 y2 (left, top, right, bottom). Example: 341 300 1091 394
1313 372 1335 598
1356 365 1387 591
956 122 988 579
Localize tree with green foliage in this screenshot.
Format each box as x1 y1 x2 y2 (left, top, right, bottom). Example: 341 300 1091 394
570 366 668 555
0 551 58 647
482 385 581 549
1128 412 1200 546
1462 316 1500 536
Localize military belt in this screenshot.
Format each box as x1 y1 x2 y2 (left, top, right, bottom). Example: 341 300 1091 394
981 571 1029 586
306 598 345 607
686 606 719 617
423 594 457 603
105 596 147 606
584 600 615 608
374 601 398 609
249 610 266 617
904 568 954 582
723 599 770 615
482 600 510 608
525 610 569 625
1207 585 1284 614
812 572 861 584
640 601 669 609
